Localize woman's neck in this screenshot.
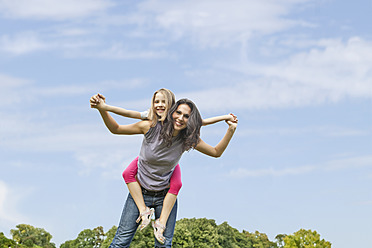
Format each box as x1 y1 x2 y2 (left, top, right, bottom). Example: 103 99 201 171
172 130 179 137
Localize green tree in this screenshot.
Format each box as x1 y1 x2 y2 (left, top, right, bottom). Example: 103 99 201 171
100 226 116 248
60 226 106 248
10 224 55 248
243 230 277 248
0 232 17 247
216 221 250 248
173 218 220 247
275 234 287 248
131 225 155 248
283 229 331 248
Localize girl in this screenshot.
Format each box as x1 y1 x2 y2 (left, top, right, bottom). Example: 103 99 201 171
90 90 236 244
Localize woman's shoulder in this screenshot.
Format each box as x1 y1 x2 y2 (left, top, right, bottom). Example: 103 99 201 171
134 119 152 134
144 121 162 138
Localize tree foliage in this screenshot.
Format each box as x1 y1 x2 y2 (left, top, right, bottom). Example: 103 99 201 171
6 220 332 248
1 232 17 247
10 224 55 248
60 226 106 248
243 230 277 248
282 229 331 248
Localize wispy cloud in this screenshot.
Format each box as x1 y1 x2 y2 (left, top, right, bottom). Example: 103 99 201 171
0 0 114 20
255 37 372 98
0 181 29 227
227 126 370 138
137 0 311 47
180 37 372 112
0 32 49 55
0 74 146 103
229 155 372 178
92 42 174 60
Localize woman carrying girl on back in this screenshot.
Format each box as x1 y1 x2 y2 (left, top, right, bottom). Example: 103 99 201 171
90 89 236 246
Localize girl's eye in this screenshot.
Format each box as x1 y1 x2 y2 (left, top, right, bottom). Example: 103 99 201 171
184 115 189 119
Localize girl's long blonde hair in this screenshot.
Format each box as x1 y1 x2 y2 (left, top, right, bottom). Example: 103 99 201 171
147 88 176 127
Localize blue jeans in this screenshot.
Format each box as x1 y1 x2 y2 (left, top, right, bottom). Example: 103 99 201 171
109 191 178 248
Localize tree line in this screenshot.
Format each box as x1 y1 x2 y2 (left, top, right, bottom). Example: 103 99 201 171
1 218 331 248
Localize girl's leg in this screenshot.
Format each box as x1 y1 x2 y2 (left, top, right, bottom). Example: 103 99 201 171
152 194 178 248
123 157 153 229
154 164 182 243
159 164 182 226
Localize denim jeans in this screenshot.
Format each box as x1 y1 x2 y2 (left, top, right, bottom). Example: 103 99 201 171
109 191 178 248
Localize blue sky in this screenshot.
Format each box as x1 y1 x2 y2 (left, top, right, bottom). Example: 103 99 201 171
0 0 371 247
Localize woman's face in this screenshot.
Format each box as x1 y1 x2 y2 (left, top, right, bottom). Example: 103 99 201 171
153 92 167 117
172 103 191 135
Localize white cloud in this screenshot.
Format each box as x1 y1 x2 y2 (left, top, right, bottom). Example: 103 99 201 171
257 37 372 98
0 73 30 88
0 181 28 228
0 32 48 54
227 126 369 138
229 165 316 177
0 73 32 105
93 43 174 60
181 37 372 112
229 155 372 178
0 75 146 105
137 0 310 47
0 0 114 20
0 30 100 55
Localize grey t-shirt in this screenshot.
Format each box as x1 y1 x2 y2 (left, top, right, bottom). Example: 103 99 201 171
137 122 184 191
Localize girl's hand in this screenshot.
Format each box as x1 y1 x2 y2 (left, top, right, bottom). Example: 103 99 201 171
227 113 237 122
226 115 238 129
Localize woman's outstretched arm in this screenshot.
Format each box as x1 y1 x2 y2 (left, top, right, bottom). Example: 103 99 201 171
195 119 237 157
91 95 150 135
202 113 236 126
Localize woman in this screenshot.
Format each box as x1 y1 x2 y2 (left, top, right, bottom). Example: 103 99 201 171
92 97 237 247
90 89 236 244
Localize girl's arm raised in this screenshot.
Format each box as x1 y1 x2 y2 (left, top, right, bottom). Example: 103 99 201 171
90 93 143 119
195 120 237 157
202 114 236 126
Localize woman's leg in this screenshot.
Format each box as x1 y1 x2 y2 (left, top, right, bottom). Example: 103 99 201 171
109 194 140 248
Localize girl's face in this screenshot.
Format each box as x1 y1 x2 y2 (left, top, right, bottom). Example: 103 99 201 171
172 103 191 136
153 92 167 118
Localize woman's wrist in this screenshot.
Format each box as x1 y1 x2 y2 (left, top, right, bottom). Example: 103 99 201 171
228 125 236 132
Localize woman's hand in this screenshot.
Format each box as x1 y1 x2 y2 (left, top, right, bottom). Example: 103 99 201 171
90 93 107 110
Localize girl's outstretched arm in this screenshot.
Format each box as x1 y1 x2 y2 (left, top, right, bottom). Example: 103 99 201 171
195 119 238 157
202 113 236 126
90 93 143 119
